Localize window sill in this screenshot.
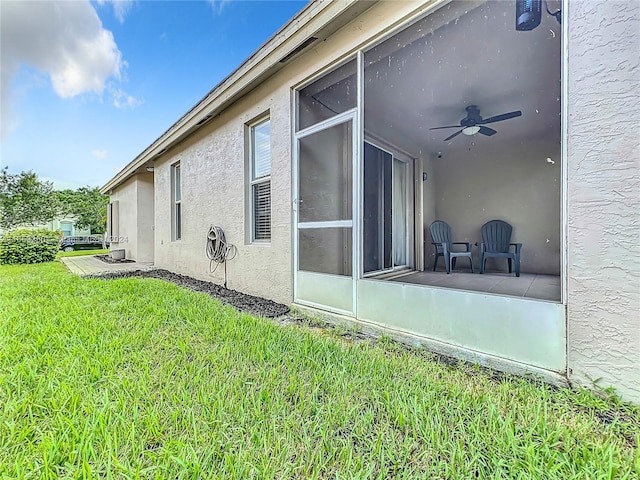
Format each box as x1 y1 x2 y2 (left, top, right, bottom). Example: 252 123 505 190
249 241 271 246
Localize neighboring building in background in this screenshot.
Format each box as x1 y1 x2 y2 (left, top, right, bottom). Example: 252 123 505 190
0 217 91 237
101 1 640 402
40 217 92 238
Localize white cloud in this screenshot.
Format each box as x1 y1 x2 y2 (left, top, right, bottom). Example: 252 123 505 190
109 85 141 109
112 0 134 24
0 1 136 138
92 149 108 159
207 0 231 15
96 0 134 24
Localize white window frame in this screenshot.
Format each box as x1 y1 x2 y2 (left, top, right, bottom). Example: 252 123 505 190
171 162 181 241
249 117 271 243
60 221 73 237
361 138 414 278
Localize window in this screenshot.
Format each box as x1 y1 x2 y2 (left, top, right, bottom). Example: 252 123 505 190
60 222 73 237
363 142 411 274
171 163 181 241
250 118 271 241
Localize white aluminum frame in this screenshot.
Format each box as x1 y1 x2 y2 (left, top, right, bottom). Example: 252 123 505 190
292 0 568 319
171 162 181 241
362 139 415 278
249 116 272 243
293 108 359 315
560 0 569 368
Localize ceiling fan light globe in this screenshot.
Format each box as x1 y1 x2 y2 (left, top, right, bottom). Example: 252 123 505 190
462 126 481 136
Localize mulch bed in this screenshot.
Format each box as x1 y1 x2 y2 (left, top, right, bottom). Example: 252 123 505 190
87 268 289 318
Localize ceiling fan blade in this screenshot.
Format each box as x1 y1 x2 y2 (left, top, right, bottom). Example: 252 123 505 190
478 126 497 136
443 130 463 141
429 125 462 130
479 110 522 124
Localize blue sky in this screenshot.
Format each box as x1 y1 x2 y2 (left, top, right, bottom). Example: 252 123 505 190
0 0 306 190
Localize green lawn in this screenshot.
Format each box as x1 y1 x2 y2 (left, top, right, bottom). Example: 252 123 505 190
0 263 637 479
57 249 109 258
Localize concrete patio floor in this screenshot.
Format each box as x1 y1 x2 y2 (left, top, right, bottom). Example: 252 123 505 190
60 255 154 276
389 270 561 302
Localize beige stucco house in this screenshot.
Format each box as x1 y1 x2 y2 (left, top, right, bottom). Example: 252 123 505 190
41 217 92 237
101 1 640 403
0 217 91 237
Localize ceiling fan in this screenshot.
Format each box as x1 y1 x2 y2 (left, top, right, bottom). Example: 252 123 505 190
430 105 522 141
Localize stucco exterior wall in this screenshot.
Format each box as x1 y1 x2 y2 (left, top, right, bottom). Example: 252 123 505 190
566 1 640 402
110 176 138 260
109 174 155 262
152 0 428 304
136 172 155 263
153 83 294 303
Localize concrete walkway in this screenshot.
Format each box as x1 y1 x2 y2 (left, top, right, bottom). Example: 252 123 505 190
60 255 154 276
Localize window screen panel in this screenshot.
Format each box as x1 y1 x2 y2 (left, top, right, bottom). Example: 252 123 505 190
298 59 357 131
174 165 181 201
299 227 352 276
252 120 271 179
172 164 182 241
253 181 271 240
298 121 353 223
175 202 182 240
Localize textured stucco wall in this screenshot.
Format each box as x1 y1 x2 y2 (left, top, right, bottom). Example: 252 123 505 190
566 1 640 402
109 174 155 262
110 176 138 260
153 84 294 303
151 0 428 304
136 173 155 263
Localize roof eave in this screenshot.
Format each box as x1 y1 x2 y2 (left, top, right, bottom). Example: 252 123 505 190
101 0 376 194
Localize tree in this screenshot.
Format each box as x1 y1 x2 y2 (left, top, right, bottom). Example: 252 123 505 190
56 187 109 234
0 167 59 230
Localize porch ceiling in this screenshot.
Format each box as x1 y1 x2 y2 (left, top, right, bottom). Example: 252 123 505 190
315 0 562 160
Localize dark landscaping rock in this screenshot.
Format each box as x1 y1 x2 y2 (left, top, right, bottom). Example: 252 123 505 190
87 268 289 318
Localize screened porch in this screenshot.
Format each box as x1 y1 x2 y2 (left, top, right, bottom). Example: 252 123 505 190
295 0 562 305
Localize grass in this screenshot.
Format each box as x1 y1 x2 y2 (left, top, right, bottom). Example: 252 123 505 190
57 249 108 258
0 262 638 479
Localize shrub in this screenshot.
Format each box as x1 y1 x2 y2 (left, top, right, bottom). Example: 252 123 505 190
0 229 62 265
